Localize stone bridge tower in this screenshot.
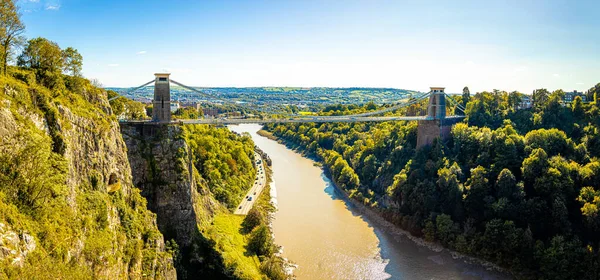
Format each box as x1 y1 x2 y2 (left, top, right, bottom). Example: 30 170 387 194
416 87 455 148
152 73 171 122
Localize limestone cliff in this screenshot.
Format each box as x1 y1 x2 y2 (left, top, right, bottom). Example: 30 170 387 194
0 72 175 278
121 124 226 279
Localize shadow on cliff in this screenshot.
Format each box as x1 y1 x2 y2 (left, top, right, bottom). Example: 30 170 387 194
174 228 232 280
121 123 234 280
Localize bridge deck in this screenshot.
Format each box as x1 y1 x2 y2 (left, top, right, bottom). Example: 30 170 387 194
120 115 465 125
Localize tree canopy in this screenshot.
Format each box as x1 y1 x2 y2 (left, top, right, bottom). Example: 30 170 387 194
266 83 600 279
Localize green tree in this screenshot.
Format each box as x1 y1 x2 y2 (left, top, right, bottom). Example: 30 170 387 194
242 207 264 233
507 91 523 112
572 95 584 119
532 88 550 110
436 163 464 219
435 214 458 246
18 37 64 73
522 148 549 194
524 128 573 157
463 166 491 223
462 86 470 107
0 130 67 210
247 225 273 256
0 0 26 75
62 47 83 76
259 256 287 280
496 169 523 201
174 107 201 119
107 90 147 120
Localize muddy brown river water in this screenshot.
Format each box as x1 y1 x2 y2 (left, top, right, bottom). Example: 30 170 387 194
229 124 510 280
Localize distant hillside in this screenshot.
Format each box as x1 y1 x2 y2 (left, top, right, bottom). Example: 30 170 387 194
106 86 420 106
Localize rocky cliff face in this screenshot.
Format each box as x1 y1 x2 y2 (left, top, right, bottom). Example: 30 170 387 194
122 124 214 247
0 74 176 278
121 124 226 279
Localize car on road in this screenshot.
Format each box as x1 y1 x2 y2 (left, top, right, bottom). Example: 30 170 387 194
247 196 252 201
253 192 256 195
239 206 242 209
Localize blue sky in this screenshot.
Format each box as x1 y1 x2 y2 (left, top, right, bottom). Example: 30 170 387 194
18 0 600 93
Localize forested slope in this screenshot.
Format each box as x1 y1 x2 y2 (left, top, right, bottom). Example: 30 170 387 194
123 123 287 279
265 87 600 279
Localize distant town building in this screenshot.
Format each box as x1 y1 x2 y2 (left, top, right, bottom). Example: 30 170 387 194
180 101 199 108
226 111 242 118
563 90 587 102
202 108 219 117
519 94 532 109
170 101 180 113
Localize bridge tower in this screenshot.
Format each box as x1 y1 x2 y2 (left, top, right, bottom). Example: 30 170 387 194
427 87 446 120
152 73 171 122
416 87 453 149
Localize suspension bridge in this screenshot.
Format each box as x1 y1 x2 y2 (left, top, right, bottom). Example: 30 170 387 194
114 73 467 148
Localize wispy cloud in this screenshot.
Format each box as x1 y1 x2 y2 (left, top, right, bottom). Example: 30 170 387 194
136 51 147 55
45 4 61 10
553 73 560 77
513 66 527 72
163 67 192 74
108 64 120 67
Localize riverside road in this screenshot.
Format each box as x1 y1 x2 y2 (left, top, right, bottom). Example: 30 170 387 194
234 151 267 215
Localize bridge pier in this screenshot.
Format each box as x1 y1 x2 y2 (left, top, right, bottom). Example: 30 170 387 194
416 87 456 149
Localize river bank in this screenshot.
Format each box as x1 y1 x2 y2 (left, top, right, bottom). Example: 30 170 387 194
321 168 511 276
259 128 513 279
231 124 510 279
258 151 298 278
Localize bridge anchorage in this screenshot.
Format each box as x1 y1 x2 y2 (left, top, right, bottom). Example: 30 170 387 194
115 75 466 148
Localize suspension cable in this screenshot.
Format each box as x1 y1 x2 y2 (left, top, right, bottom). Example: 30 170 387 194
108 79 155 101
444 93 467 113
349 91 432 117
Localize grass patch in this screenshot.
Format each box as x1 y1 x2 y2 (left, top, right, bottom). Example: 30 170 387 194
257 130 277 141
207 213 263 280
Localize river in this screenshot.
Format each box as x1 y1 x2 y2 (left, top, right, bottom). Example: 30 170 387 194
229 124 510 280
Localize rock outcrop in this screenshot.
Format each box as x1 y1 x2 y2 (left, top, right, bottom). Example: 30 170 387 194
122 124 201 247
121 123 225 279
0 74 176 279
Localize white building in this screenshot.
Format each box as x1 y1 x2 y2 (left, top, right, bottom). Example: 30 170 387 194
170 102 180 112
563 90 587 102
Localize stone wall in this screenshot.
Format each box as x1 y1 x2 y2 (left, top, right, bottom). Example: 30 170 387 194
416 120 441 149
416 119 458 149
